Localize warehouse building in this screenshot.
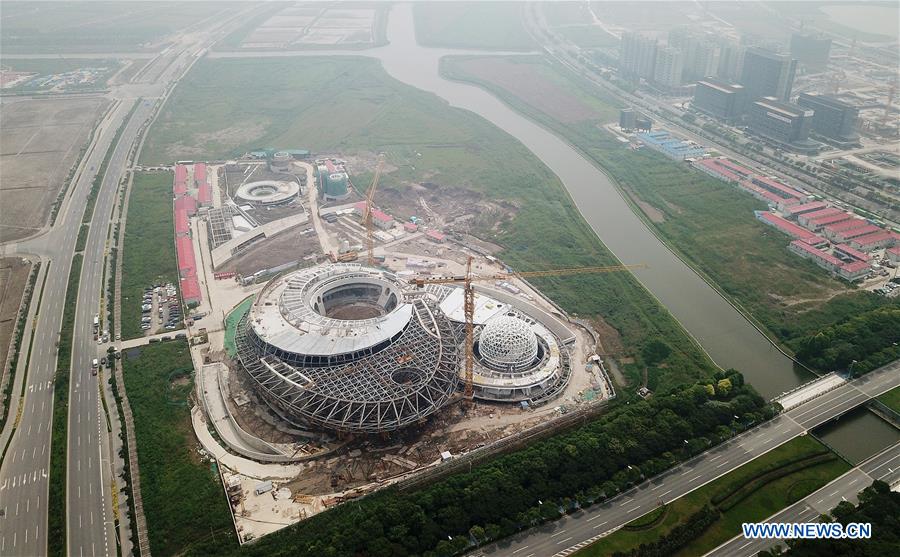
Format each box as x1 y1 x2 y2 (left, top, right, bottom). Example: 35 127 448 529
756 211 824 243
782 201 827 218
636 131 706 160
788 240 870 281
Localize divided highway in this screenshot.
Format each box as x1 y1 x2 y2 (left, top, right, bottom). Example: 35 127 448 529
478 360 900 557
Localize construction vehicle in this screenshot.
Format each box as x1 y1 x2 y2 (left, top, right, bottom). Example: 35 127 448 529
328 251 359 263
409 258 646 400
360 157 385 267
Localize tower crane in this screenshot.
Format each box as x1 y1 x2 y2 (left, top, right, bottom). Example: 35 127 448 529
409 257 647 400
361 157 385 267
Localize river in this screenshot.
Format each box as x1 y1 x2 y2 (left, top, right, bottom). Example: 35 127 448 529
211 3 898 457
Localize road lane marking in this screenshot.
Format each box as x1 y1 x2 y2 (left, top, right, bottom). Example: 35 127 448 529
716 460 729 468
690 475 702 482
550 529 567 537
593 521 608 529
626 505 641 513
557 537 573 545
587 514 605 522
512 546 529 554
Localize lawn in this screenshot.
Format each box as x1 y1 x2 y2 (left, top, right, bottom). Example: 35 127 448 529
0 1 232 53
412 1 536 50
576 435 850 556
878 386 900 414
141 55 718 390
441 55 893 350
122 340 235 555
120 171 179 339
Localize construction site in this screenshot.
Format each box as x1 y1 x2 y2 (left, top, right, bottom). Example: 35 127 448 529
177 154 620 542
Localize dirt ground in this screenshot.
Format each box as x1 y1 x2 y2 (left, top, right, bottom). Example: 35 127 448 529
453 57 601 124
0 258 31 376
218 225 321 276
0 95 109 242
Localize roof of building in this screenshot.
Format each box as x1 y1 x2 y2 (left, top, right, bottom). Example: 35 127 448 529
851 230 894 247
888 246 900 256
175 208 189 235
175 195 197 214
839 224 883 240
175 164 188 184
753 97 811 119
790 239 843 266
425 229 446 241
197 182 212 205
841 260 870 273
808 212 854 227
833 244 869 262
799 207 843 221
783 201 827 216
403 222 418 231
180 274 201 302
176 236 196 272
751 175 805 200
713 158 755 177
372 209 392 223
695 159 742 182
194 163 207 184
741 181 795 204
697 78 743 94
758 212 819 240
824 218 868 233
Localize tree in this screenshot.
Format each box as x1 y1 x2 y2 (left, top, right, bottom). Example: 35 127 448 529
716 378 732 396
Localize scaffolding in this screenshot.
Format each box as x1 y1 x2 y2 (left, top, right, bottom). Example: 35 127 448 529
235 297 460 433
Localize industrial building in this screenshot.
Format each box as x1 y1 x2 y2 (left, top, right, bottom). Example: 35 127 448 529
796 93 860 147
740 47 797 104
692 78 745 122
231 264 572 433
790 33 831 73
636 130 706 160
747 97 818 154
317 159 350 200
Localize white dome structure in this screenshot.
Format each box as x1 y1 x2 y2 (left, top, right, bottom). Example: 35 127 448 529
478 315 539 371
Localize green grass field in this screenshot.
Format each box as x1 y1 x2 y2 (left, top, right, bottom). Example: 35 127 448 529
0 1 230 53
576 436 850 556
412 1 536 50
141 55 718 391
122 340 235 555
120 171 179 339
878 386 900 414
441 55 893 350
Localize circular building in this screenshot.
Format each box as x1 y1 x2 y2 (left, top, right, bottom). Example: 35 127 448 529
236 180 300 207
478 316 540 371
271 151 292 171
234 264 460 433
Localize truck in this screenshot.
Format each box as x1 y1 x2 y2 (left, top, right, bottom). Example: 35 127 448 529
93 314 100 331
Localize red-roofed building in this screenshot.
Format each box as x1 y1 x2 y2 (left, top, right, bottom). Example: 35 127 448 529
714 158 755 179
175 195 197 216
175 164 188 184
833 244 869 262
822 218 868 239
403 222 418 233
849 231 896 251
834 224 883 242
805 212 854 230
176 236 196 278
175 209 190 237
887 246 900 264
739 180 795 206
174 180 187 197
750 175 805 200
797 207 844 227
197 182 212 207
782 201 827 218
371 209 394 229
180 274 202 306
789 240 870 281
693 159 742 184
756 212 820 241
425 229 446 243
193 163 207 186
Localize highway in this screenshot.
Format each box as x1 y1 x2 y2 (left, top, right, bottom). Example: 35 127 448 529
0 5 261 555
707 440 900 556
477 360 900 557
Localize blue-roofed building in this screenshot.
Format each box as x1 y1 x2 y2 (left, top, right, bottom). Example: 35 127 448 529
636 131 707 160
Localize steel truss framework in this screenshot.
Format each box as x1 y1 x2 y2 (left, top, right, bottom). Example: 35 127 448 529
235 298 460 433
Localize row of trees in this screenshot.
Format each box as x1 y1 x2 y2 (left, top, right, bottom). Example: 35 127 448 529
791 306 900 374
759 481 900 556
612 505 720 557
185 371 773 557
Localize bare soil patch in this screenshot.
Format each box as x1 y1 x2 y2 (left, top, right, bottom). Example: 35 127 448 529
0 96 108 242
454 57 600 124
0 258 31 377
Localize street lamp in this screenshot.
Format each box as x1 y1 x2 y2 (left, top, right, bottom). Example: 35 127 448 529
848 359 858 378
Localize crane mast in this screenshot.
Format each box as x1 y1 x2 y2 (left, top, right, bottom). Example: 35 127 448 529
409 261 646 401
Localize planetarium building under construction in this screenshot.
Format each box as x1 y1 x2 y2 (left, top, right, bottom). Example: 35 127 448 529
233 264 573 434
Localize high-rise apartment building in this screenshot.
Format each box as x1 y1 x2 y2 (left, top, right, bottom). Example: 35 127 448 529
790 33 832 72
619 31 658 80
653 46 684 88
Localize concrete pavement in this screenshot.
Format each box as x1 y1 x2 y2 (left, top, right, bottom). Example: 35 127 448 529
707 441 900 556
476 360 900 557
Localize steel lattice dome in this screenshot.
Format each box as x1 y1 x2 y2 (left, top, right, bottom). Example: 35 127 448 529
478 315 539 371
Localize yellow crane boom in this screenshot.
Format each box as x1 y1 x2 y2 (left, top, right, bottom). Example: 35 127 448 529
361 158 384 267
409 259 646 400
